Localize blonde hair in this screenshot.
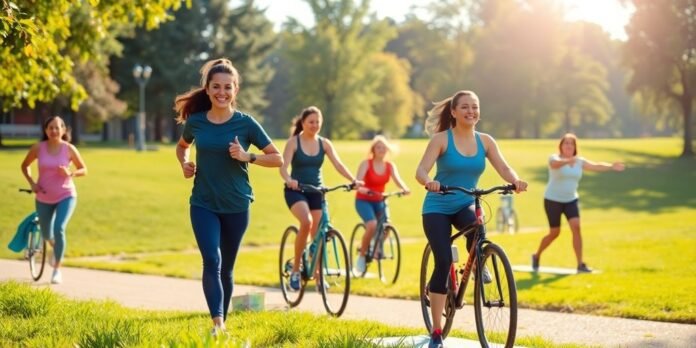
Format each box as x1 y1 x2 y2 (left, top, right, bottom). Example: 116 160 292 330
424 90 479 135
559 133 578 156
368 135 397 159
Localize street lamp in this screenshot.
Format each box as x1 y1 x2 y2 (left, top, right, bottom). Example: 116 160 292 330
132 64 152 151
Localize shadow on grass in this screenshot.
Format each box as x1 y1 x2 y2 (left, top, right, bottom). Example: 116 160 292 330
514 272 571 291
530 148 696 213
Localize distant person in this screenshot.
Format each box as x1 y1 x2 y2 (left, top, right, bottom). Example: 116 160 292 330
20 116 88 284
415 90 527 348
279 106 361 291
174 58 283 335
353 135 410 273
531 133 625 273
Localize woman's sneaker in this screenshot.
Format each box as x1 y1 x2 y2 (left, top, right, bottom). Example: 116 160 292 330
289 271 301 291
51 269 62 284
531 254 539 272
577 263 593 273
355 255 366 273
429 328 444 348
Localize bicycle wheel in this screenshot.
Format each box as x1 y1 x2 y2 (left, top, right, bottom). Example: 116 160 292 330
28 229 46 281
319 229 350 317
495 208 505 233
279 226 305 307
474 243 517 348
419 243 456 338
508 211 519 234
377 225 401 284
349 223 368 278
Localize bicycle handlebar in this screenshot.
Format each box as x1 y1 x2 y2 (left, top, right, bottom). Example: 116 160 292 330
364 189 407 199
438 184 516 196
19 188 32 194
298 183 355 194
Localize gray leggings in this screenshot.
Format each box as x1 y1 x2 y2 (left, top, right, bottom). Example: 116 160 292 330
36 196 77 263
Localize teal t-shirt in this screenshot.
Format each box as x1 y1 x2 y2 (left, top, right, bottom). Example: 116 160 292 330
422 130 486 215
182 110 272 213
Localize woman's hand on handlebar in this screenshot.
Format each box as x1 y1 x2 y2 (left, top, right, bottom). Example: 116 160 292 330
424 180 441 192
30 183 45 194
513 179 528 193
286 179 299 190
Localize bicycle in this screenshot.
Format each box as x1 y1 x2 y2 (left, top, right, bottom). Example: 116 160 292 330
420 184 518 348
19 188 47 281
349 190 405 284
279 183 354 317
495 195 519 234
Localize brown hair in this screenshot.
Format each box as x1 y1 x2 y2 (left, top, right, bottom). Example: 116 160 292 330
174 58 240 124
290 106 322 136
424 90 479 135
559 133 578 156
41 116 71 142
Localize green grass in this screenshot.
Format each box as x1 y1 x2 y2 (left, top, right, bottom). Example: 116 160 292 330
0 281 564 348
2 138 695 323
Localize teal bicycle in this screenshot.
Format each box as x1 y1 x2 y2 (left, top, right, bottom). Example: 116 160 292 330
279 183 354 317
350 190 405 284
19 188 47 281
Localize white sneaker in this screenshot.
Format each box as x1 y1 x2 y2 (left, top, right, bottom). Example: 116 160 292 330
355 255 366 273
51 269 62 284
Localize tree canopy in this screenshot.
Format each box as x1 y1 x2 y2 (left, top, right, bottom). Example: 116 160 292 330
0 0 187 111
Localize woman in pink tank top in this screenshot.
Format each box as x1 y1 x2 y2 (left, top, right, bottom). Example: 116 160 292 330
20 116 88 284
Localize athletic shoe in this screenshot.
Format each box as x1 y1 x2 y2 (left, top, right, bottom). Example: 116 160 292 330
429 328 444 348
531 254 539 272
577 263 593 273
289 271 301 291
355 255 366 273
51 269 62 284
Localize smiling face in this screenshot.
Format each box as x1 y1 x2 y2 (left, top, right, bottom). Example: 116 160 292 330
44 117 66 141
206 72 238 110
560 136 577 157
451 94 480 127
371 140 388 159
301 112 322 135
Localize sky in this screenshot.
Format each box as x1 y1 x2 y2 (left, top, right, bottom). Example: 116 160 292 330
246 0 635 40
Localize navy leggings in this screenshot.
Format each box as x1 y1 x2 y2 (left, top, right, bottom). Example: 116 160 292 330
422 205 476 294
190 205 249 320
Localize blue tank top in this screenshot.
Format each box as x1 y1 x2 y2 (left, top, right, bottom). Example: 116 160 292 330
291 135 325 186
422 130 486 214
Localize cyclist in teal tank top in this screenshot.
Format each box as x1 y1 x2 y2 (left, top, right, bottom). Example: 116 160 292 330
415 90 528 348
174 58 283 335
279 106 361 291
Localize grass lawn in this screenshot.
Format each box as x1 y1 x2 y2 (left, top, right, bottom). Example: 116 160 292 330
1 138 694 323
0 282 565 348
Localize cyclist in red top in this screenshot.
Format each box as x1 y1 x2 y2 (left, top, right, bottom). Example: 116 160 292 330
354 135 410 273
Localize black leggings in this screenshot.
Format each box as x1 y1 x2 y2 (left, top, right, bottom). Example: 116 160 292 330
422 205 476 294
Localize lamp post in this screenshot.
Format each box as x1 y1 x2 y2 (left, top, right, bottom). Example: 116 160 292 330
132 64 152 151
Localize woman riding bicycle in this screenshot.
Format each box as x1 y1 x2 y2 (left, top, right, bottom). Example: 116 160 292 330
415 90 527 348
279 106 361 291
20 115 88 284
353 135 410 274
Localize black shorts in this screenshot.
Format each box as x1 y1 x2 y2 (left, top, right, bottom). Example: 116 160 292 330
284 187 324 210
544 198 580 228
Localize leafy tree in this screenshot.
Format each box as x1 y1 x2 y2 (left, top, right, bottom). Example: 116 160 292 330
0 0 187 112
283 0 396 138
370 53 420 136
110 0 275 141
623 0 695 157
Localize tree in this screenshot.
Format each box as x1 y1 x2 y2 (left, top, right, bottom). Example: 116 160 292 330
110 0 276 141
0 0 188 112
623 0 695 157
282 0 396 138
370 53 420 136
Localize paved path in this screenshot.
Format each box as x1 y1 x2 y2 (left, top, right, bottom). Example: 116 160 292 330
1 259 694 347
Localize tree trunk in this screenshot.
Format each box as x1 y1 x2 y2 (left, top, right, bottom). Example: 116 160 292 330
154 113 163 142
681 95 693 157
